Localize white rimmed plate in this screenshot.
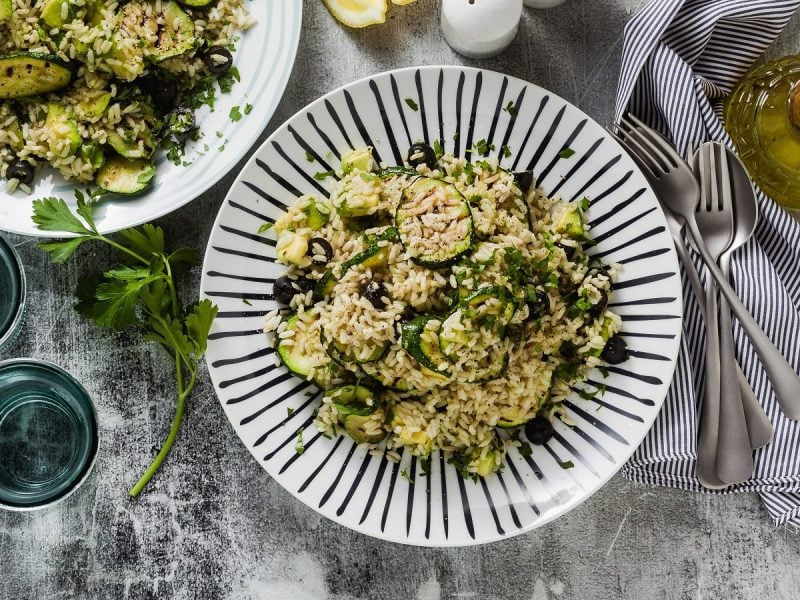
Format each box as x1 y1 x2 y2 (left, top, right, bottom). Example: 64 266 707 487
200 66 683 546
0 0 302 236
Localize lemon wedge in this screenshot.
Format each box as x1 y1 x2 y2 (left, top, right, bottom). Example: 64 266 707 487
322 0 387 28
392 0 417 4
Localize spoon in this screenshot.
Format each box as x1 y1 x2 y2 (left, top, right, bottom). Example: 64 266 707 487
716 147 773 451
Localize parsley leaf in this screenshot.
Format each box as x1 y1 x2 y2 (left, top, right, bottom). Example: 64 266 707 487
314 170 336 181
244 103 253 115
519 442 533 458
504 100 518 116
305 151 315 162
558 147 575 159
473 139 494 156
404 98 419 111
258 222 274 233
32 193 218 498
559 460 575 469
400 467 414 483
229 105 243 122
295 428 305 454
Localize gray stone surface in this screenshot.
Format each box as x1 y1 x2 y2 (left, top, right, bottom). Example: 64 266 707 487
2 1 799 598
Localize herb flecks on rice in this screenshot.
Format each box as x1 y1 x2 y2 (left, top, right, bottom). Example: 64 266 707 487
0 0 255 194
267 145 629 480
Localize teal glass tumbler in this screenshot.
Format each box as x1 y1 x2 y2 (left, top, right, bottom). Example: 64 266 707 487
0 235 25 354
0 359 99 510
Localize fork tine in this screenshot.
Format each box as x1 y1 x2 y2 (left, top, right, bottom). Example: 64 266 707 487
717 145 732 213
608 128 657 179
619 116 673 173
709 143 720 210
696 144 708 211
697 143 715 212
625 114 687 167
612 126 661 177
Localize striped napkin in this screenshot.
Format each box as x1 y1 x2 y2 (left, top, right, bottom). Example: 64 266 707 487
614 0 800 528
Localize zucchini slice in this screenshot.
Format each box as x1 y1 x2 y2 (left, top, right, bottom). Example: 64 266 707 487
117 1 196 63
312 227 399 301
343 411 387 444
325 384 379 417
400 315 450 376
0 0 11 21
95 157 155 195
0 53 73 99
396 177 473 267
177 0 216 7
277 312 332 384
325 384 386 444
323 330 389 364
44 102 81 155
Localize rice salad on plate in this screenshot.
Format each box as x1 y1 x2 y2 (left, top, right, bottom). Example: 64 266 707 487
0 0 255 195
263 144 631 479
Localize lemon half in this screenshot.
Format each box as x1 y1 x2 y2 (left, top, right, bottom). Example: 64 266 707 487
322 0 387 28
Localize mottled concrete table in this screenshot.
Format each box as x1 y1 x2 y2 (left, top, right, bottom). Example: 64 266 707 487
2 1 799 598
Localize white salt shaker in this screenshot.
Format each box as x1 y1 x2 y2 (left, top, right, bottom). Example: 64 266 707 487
523 0 567 7
441 0 523 59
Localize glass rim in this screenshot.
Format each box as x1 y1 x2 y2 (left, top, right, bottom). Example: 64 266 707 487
0 235 26 354
0 357 99 512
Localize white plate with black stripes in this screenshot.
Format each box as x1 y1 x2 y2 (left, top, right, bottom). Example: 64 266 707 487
0 0 302 236
200 66 683 546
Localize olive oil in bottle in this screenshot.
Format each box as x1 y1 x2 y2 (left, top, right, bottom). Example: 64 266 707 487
726 55 800 209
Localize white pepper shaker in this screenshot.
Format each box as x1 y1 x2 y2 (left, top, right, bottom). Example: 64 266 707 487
523 0 567 7
441 0 523 59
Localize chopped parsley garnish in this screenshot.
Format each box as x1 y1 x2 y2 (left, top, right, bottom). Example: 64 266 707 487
244 103 253 115
400 467 414 483
519 442 533 458
558 147 576 159
229 105 243 122
420 456 432 475
287 407 295 417
453 132 459 141
258 222 274 233
579 196 591 211
433 139 443 158
305 151 315 162
295 428 305 454
559 460 575 469
598 365 609 378
313 170 336 181
473 139 494 156
218 66 240 94
242 297 252 306
501 145 512 158
504 100 518 116
404 98 419 111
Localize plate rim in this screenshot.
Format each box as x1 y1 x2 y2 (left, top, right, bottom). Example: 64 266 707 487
200 64 684 546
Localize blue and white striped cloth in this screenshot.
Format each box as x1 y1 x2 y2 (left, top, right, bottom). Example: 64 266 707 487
615 0 800 529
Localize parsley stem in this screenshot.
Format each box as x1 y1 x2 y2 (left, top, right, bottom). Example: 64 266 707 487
99 235 149 266
129 356 196 497
162 256 180 318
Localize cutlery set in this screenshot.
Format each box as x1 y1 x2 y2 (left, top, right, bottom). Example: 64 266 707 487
612 116 800 488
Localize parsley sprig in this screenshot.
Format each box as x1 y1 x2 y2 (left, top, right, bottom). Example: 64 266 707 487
32 193 218 497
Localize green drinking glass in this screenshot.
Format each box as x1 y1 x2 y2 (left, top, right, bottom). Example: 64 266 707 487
0 359 99 510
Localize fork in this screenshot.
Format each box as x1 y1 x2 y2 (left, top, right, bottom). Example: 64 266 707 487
690 143 739 487
614 115 800 423
693 143 753 484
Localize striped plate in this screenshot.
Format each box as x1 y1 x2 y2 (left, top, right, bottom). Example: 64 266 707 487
200 66 683 546
0 0 302 236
